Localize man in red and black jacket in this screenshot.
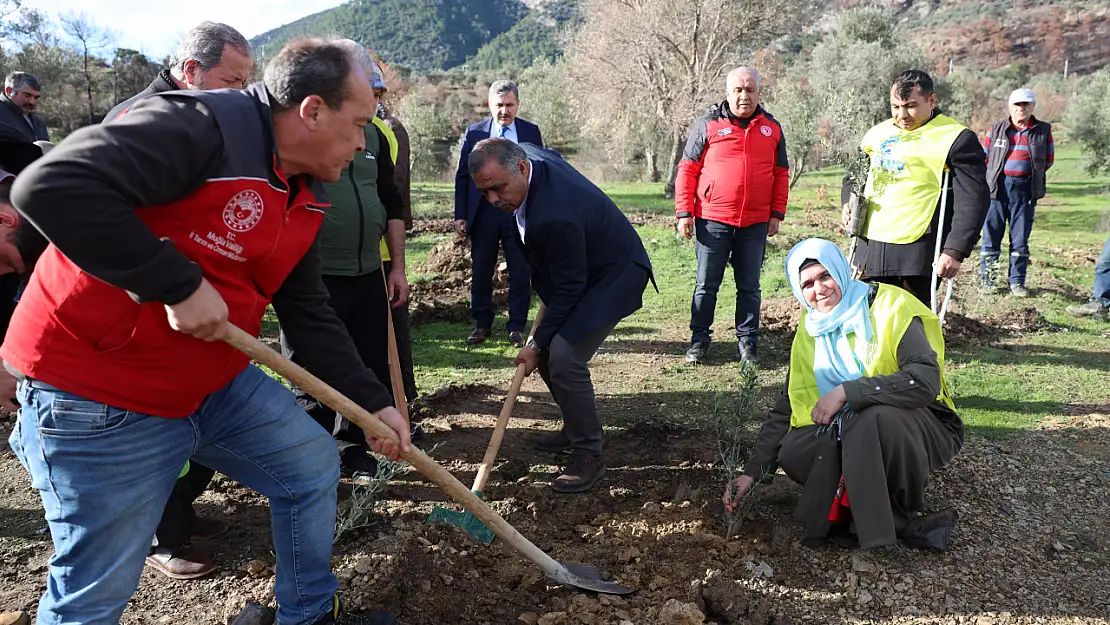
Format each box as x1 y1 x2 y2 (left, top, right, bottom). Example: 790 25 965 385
675 66 789 365
3 39 408 625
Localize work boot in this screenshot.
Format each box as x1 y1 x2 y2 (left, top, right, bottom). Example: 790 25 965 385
467 327 490 345
684 341 708 364
0 612 30 625
551 453 606 493
230 602 275 625
340 447 379 484
507 330 524 348
1066 300 1109 320
533 428 573 454
737 341 758 365
145 543 216 579
1009 284 1030 298
190 516 227 541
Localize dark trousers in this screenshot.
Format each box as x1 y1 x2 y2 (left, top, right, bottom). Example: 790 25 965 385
154 463 216 548
871 275 933 307
384 260 417 402
980 175 1036 287
689 218 767 345
281 271 392 447
469 204 531 332
538 322 618 455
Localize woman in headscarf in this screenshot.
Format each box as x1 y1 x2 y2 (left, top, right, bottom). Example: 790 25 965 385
723 238 963 550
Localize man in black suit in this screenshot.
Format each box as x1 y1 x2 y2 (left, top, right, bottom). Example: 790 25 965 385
0 72 49 142
468 138 654 493
454 80 544 348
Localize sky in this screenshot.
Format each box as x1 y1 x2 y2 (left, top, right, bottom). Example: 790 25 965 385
25 0 348 58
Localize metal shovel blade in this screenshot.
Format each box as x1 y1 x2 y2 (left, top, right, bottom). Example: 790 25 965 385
551 562 635 595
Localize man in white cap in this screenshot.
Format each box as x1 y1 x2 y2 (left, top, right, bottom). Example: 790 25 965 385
980 88 1054 297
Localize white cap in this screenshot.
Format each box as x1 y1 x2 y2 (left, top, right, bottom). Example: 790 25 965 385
1009 88 1036 105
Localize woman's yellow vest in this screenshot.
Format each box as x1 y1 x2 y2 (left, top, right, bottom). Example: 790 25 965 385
375 117 400 263
860 114 967 244
787 284 954 429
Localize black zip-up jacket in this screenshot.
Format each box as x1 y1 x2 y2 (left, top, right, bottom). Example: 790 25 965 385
9 85 394 414
105 69 179 121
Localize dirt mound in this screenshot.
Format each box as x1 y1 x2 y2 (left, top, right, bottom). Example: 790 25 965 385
989 306 1058 334
410 237 508 326
945 306 1058 348
410 218 456 235
943 312 1004 348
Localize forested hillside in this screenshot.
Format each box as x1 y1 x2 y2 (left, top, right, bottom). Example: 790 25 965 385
249 0 527 71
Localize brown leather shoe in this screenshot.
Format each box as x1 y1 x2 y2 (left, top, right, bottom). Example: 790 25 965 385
191 516 227 541
467 327 490 345
0 612 30 625
507 330 524 348
145 544 216 579
552 453 606 494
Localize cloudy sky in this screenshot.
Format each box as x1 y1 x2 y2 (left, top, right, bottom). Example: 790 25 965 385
26 0 347 58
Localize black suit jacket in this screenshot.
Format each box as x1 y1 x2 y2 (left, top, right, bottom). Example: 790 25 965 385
0 95 48 142
454 117 544 225
519 144 653 348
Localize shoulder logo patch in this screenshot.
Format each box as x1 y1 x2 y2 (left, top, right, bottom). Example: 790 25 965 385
223 190 265 232
760 125 773 137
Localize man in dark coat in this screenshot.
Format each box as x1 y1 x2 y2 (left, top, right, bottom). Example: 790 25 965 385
454 80 543 348
468 138 653 493
0 72 49 142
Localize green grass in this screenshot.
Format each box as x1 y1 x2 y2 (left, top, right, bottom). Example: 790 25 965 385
400 144 1109 438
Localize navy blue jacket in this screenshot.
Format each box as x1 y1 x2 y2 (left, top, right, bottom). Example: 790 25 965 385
519 144 653 348
454 117 543 225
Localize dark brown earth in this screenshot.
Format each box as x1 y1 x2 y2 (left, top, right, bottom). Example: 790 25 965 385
1 225 1107 624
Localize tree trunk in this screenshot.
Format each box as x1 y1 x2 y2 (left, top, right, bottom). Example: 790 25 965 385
662 131 684 199
644 144 660 183
83 47 93 125
788 152 807 189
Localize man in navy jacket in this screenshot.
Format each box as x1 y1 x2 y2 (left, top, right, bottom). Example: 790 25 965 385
468 138 654 493
454 80 543 347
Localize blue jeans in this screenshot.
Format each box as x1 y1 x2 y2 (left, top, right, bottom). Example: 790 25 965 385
470 203 531 332
980 175 1036 287
1094 235 1110 306
9 366 340 625
689 218 768 344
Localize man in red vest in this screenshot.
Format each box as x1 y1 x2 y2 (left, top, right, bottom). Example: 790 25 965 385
3 38 409 625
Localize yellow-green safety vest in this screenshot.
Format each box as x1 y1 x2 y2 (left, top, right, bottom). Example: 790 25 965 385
860 114 967 244
786 283 954 429
375 116 400 263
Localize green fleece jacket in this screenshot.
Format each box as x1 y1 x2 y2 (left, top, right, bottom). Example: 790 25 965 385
319 122 403 275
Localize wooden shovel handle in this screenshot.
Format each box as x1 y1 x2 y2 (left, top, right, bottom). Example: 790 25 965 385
382 267 409 420
470 305 545 493
470 364 526 492
224 324 565 578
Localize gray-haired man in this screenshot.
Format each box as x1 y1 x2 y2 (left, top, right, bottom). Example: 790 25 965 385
0 72 49 141
454 80 544 347
106 21 253 120
102 20 253 582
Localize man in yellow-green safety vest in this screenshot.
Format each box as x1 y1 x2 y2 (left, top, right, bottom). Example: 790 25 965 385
841 70 989 305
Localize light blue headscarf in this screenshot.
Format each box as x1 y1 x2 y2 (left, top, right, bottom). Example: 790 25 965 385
785 239 875 396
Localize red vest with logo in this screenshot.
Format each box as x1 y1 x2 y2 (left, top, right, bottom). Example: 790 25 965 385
1 89 328 417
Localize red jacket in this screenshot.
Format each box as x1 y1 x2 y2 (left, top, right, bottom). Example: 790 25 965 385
3 87 392 418
675 103 789 227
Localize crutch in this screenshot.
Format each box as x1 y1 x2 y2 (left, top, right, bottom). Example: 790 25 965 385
932 170 955 321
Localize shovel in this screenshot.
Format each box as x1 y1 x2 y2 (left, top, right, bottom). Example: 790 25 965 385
427 307 544 543
223 323 632 596
426 362 527 543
